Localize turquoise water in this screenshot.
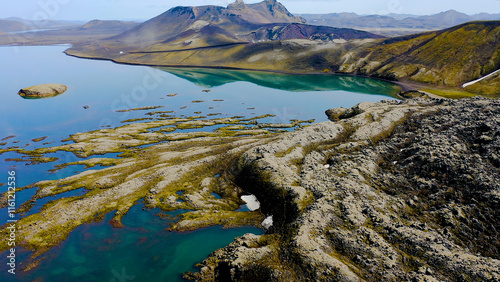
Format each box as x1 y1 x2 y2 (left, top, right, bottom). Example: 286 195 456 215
0 45 398 188
0 45 399 149
0 45 399 281
13 202 264 282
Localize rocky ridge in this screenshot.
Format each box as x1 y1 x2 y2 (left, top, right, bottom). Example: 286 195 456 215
189 97 500 281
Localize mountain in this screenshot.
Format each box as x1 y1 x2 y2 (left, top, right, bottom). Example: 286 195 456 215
3 0 379 49
0 19 30 32
301 13 399 28
0 19 139 46
79 20 138 34
67 21 500 95
111 0 305 47
299 10 500 36
0 17 83 32
143 21 244 52
227 0 305 24
399 10 474 28
243 23 383 42
87 0 379 52
335 21 500 88
473 12 500 21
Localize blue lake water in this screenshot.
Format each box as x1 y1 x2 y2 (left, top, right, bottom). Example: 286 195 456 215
0 45 400 281
12 203 265 282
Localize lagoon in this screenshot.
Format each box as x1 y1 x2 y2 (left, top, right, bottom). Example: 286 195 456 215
0 45 400 281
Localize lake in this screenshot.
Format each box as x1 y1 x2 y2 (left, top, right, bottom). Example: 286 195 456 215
0 45 400 281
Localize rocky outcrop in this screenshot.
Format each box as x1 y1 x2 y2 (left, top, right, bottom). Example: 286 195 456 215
191 97 500 281
18 83 67 98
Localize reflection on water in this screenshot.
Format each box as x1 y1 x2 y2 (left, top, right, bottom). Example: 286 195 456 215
0 45 402 282
160 67 401 96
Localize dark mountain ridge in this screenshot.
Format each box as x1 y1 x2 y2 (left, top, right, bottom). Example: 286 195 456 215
244 23 383 42
103 0 380 51
111 0 305 46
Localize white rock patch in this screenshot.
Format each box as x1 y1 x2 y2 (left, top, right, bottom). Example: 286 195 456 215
241 195 260 211
261 215 273 230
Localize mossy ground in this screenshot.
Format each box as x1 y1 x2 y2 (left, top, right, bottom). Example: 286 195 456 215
0 113 313 272
421 87 478 99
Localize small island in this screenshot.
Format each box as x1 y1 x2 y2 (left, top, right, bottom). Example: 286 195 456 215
18 83 67 98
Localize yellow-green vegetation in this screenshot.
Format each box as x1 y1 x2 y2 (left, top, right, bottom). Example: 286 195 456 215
345 22 500 92
31 136 48 143
1 135 16 141
48 157 120 173
116 106 164 112
169 210 264 231
297 189 315 212
421 87 478 99
121 117 154 123
4 156 58 165
66 21 500 95
0 113 317 269
146 110 175 116
464 71 500 96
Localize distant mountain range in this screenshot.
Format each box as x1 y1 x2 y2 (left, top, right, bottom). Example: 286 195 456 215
0 19 138 45
67 18 500 95
300 10 500 36
0 18 83 32
1 0 498 94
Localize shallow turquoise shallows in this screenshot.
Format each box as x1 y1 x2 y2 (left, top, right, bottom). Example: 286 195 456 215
0 45 400 281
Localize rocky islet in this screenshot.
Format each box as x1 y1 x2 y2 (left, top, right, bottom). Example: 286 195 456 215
18 83 67 98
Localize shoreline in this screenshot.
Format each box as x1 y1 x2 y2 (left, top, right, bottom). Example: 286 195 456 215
0 42 475 98
2 43 497 278
63 49 414 94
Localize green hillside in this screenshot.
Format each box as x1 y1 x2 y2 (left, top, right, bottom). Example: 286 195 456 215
340 21 500 87
464 71 500 95
66 14 499 95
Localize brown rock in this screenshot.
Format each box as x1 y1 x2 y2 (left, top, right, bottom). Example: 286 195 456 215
18 83 67 98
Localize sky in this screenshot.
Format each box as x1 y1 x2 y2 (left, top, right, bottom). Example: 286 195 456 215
1 0 499 21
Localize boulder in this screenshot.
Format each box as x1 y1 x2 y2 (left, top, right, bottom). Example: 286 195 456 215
18 83 67 98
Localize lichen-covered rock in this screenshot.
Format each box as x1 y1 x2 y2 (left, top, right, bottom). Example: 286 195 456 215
325 107 348 121
193 97 500 281
18 83 67 98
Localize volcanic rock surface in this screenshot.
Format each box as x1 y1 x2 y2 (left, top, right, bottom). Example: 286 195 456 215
190 97 500 281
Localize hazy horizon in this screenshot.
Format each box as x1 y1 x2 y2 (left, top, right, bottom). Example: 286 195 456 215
1 0 499 22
